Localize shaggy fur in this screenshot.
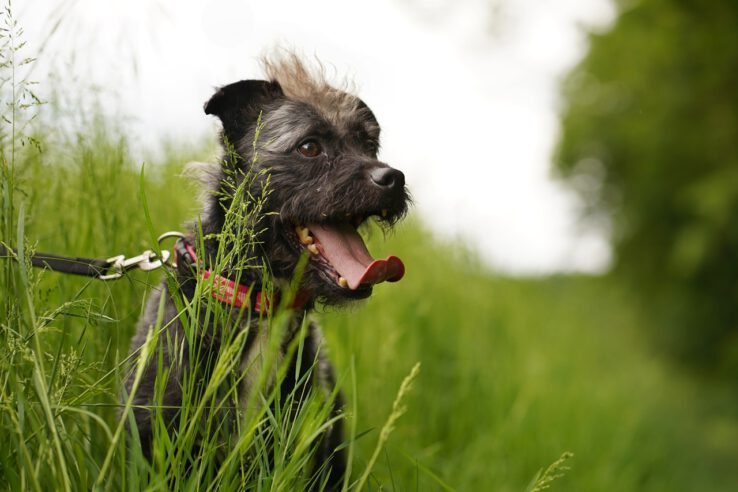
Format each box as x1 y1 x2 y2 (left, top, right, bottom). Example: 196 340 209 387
124 54 409 488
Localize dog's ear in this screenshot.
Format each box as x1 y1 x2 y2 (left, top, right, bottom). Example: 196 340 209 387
356 98 381 141
356 98 379 125
204 80 283 144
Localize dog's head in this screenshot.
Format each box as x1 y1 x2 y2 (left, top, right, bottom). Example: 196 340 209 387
203 54 409 304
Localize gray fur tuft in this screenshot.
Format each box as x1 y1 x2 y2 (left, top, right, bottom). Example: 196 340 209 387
261 50 364 127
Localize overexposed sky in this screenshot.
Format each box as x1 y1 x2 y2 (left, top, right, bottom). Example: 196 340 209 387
20 0 615 274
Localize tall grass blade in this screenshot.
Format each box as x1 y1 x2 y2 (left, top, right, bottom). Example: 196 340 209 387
354 362 420 491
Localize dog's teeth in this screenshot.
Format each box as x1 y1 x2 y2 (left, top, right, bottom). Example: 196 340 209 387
381 209 388 217
295 225 313 245
307 244 319 255
338 277 348 288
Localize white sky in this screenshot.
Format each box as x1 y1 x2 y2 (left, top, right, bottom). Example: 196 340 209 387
20 0 615 274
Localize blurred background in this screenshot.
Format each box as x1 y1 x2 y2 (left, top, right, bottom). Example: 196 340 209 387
3 0 738 490
20 0 615 274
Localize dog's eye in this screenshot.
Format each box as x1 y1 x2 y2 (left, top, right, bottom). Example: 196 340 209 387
298 140 322 158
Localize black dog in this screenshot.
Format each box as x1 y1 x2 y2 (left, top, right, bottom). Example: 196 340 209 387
124 53 409 488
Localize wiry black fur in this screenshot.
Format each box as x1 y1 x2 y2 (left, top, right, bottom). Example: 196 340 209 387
201 79 408 302
125 57 409 489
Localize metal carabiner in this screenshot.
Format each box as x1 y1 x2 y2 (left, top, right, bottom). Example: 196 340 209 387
99 249 171 280
157 231 187 268
133 250 171 272
99 255 126 280
157 231 186 250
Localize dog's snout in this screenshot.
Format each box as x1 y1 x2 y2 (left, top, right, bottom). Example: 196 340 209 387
369 166 405 191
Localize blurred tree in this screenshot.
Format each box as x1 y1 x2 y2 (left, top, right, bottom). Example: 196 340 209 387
555 0 738 371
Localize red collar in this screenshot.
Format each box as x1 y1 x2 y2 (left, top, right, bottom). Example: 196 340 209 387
175 238 310 313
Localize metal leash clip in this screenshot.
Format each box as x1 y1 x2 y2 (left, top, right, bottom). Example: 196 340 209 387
99 249 171 280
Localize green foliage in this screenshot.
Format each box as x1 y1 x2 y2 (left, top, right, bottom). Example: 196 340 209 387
555 0 738 369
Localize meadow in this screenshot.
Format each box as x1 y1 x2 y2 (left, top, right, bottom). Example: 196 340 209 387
2 110 738 491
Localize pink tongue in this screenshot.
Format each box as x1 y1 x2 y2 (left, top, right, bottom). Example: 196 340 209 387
309 223 405 290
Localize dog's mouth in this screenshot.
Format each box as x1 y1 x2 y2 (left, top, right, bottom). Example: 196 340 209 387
293 217 405 291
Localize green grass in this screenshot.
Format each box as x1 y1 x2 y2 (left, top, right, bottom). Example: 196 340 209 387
2 116 738 491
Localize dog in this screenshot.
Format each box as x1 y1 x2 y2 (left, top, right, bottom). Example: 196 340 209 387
124 53 409 488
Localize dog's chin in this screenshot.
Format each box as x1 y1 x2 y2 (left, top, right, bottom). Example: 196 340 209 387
288 260 374 305
310 271 374 303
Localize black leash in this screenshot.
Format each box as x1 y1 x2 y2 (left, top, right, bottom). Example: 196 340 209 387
1 233 311 312
0 231 184 280
0 244 112 277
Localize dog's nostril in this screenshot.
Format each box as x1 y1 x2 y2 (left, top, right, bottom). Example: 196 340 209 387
370 167 405 190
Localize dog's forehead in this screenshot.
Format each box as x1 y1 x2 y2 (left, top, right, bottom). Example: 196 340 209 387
295 94 378 136
261 55 380 141
262 97 379 149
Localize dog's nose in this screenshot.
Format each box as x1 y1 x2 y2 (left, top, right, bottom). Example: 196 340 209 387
369 166 405 190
